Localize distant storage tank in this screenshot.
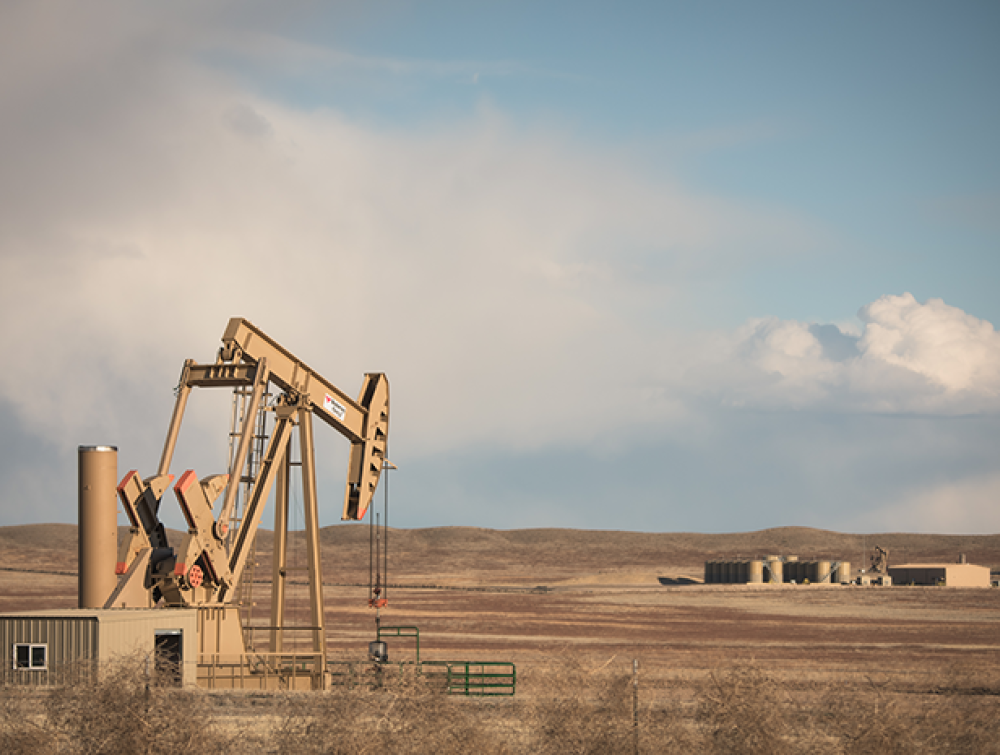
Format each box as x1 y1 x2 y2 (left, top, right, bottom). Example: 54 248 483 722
766 556 783 584
737 561 748 584
749 559 764 584
704 561 714 584
78 445 118 609
817 560 832 583
835 561 851 583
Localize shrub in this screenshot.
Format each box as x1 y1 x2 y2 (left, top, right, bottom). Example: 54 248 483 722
3 657 998 754
0 652 236 755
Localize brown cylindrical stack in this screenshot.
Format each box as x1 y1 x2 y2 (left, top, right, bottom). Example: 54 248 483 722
78 445 118 609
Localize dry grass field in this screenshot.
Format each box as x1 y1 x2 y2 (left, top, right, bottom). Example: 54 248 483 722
2 523 999 753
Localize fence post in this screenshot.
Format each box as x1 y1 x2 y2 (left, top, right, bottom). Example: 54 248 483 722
632 659 639 755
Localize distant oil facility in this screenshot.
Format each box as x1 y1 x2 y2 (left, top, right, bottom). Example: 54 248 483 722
704 556 852 585
705 550 992 587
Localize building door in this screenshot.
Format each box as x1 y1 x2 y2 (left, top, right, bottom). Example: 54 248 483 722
154 630 183 687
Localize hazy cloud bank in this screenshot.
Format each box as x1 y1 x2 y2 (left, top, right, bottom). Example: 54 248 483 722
0 2 816 465
1 2 996 533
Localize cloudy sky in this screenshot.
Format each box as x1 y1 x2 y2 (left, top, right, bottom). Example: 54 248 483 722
1 1 998 534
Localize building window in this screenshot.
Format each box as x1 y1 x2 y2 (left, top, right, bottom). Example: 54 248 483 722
13 643 47 670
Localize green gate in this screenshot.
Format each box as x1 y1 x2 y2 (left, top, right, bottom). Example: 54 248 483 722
421 660 517 696
331 627 516 696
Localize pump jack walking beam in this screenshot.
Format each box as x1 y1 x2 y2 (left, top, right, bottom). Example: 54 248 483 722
162 318 390 523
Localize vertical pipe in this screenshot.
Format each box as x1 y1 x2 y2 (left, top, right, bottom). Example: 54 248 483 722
78 445 118 608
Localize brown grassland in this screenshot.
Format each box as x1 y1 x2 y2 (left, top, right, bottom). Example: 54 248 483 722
2 523 999 753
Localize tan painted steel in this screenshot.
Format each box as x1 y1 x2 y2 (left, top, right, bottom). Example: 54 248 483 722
78 447 119 609
299 410 326 668
103 318 389 687
270 453 291 653
157 361 193 477
215 358 270 534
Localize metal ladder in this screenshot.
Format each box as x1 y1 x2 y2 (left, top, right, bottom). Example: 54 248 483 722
227 385 272 644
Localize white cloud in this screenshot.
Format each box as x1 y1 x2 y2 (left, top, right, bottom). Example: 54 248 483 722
695 293 1000 414
858 293 1000 395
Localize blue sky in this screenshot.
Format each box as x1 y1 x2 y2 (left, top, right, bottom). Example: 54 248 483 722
0 1 998 534
248 1 1000 324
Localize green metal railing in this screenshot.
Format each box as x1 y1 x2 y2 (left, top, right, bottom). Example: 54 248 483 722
326 626 516 696
421 661 517 696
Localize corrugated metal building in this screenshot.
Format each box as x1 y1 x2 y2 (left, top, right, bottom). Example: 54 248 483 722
1 609 198 687
887 563 991 587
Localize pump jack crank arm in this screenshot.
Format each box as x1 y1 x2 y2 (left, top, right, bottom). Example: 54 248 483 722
115 471 174 574
173 471 232 592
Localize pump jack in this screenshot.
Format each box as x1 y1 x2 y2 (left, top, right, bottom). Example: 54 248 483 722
107 318 389 687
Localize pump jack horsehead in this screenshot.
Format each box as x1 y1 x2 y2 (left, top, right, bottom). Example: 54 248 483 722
106 318 388 666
